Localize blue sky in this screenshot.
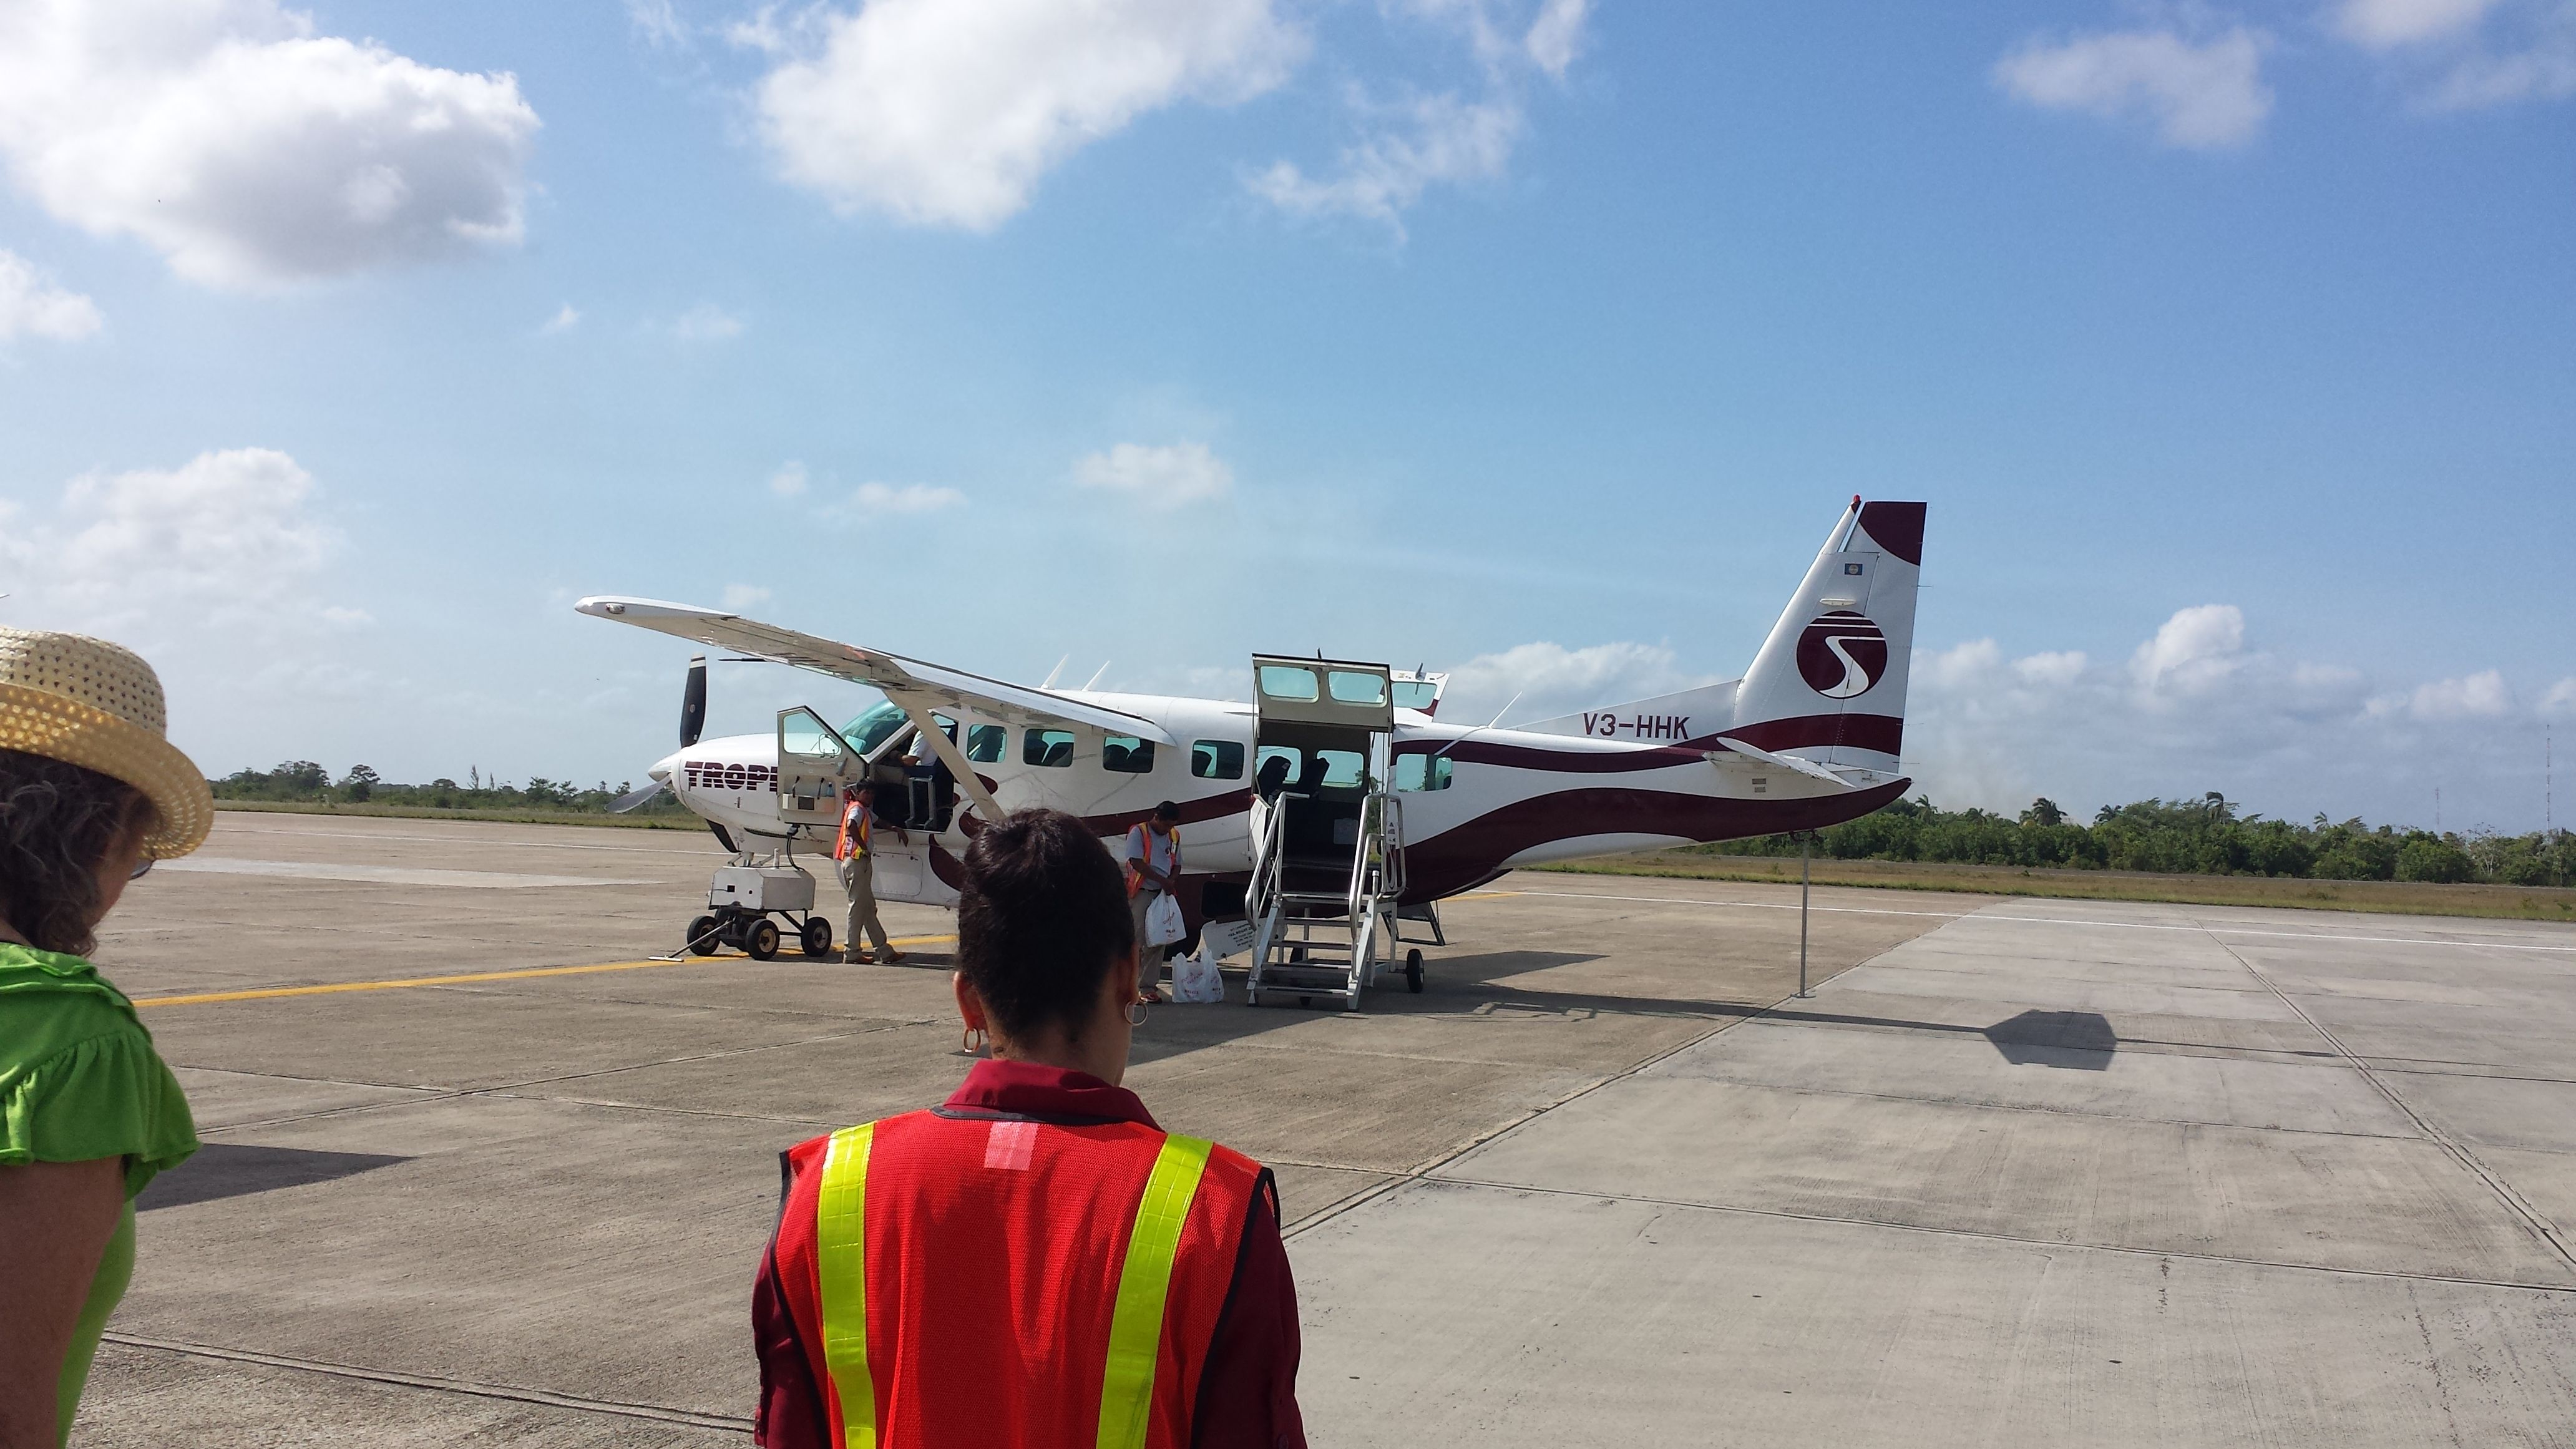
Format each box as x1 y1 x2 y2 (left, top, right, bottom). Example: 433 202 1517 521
1 0 2569 832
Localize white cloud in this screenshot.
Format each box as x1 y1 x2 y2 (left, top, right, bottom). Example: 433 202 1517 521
746 0 1305 230
1442 640 1706 726
0 447 342 633
847 481 965 514
1249 0 1588 235
539 303 580 335
768 461 811 497
2130 603 2247 698
2402 669 2510 720
2544 678 2576 716
1995 27 2271 149
1902 605 2560 827
672 303 743 341
0 249 102 341
721 583 773 612
0 0 539 290
2336 0 2505 49
627 0 691 48
1524 0 1591 78
1247 94 1522 235
1073 441 1232 507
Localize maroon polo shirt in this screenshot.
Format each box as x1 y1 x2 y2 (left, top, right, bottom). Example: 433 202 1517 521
751 1059 1308 1449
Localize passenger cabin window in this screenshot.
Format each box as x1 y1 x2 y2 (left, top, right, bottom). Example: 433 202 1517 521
1025 728 1075 768
1192 739 1245 779
1317 749 1366 789
1257 665 1319 701
965 724 1006 764
1395 753 1454 792
1327 670 1387 706
1256 745 1302 789
1102 734 1155 774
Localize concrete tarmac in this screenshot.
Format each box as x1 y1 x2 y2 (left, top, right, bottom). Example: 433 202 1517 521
76 813 2576 1445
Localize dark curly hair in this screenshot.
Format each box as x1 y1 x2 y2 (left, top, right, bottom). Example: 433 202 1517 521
0 748 149 957
955 808 1134 1045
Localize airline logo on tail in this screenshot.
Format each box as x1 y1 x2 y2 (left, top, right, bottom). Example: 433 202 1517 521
1796 611 1888 699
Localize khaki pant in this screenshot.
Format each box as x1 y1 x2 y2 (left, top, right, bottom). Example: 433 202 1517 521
839 854 890 957
1129 886 1164 994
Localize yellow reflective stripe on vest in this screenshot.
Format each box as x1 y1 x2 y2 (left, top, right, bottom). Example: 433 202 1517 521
817 1122 879 1448
1096 1133 1214 1449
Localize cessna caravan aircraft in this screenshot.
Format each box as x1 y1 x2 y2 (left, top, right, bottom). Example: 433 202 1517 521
578 497 1925 1007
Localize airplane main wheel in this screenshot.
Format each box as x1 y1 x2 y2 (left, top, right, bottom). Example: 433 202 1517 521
746 919 781 961
686 915 720 957
1405 948 1425 994
801 919 833 957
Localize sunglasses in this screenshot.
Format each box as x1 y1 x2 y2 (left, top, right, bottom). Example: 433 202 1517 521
130 857 154 881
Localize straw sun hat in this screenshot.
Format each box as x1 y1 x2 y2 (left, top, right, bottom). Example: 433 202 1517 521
0 627 212 859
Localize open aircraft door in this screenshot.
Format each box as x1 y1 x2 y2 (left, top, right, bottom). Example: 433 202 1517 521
776 707 857 831
1246 656 1410 1007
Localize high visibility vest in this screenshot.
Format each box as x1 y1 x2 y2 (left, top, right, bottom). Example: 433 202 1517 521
1125 824 1179 899
781 1112 1262 1449
836 801 871 862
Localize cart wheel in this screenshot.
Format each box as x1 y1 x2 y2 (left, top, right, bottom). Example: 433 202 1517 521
1405 948 1425 994
686 915 720 957
746 919 781 961
801 918 833 957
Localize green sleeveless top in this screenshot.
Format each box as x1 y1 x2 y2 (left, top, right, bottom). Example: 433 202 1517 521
0 943 198 1446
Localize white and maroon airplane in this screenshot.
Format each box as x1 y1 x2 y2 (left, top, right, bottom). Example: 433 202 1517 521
578 497 1925 939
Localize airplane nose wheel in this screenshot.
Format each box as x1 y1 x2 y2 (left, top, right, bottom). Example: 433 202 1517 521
686 915 721 957
1404 947 1425 993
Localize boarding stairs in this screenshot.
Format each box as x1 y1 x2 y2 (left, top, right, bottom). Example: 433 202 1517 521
1245 788 1412 1008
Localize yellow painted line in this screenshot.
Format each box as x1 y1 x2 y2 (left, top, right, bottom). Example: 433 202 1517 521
131 934 959 1009
1447 890 1521 902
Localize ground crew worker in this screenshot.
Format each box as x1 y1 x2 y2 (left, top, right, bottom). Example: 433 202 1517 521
1126 801 1182 1003
834 781 905 965
749 807 1307 1448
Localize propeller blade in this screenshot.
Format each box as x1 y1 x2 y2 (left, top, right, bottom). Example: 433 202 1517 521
680 653 708 748
607 779 668 814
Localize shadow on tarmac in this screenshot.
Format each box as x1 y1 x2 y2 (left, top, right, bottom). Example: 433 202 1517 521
139 1143 410 1211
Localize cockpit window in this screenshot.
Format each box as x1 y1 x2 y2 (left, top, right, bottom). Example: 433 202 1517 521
841 701 910 758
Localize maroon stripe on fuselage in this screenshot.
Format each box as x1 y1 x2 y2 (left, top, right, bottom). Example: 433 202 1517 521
1688 713 1904 757
1393 739 1712 773
1399 778 1911 902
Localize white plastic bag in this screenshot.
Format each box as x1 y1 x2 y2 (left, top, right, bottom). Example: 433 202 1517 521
1172 945 1225 1003
1145 890 1186 948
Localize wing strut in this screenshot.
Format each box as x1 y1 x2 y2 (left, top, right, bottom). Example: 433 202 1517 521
895 702 1005 825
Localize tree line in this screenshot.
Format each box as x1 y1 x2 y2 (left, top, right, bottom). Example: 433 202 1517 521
211 761 687 817
1706 793 2575 888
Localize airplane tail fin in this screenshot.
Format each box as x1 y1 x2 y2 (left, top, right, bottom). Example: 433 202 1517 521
1726 498 1925 769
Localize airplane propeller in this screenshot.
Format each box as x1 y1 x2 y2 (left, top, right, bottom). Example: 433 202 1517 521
605 653 708 815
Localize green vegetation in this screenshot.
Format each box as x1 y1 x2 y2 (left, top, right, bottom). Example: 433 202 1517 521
1692 792 2575 888
212 761 693 822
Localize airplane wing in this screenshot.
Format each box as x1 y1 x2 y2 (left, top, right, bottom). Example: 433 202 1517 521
575 597 1178 746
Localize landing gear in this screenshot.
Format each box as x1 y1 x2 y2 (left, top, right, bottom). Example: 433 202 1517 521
801 918 834 958
1405 947 1425 994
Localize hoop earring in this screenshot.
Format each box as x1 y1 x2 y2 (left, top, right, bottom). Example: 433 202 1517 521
1125 1000 1149 1028
961 1026 988 1055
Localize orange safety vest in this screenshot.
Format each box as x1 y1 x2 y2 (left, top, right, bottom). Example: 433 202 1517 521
777 1113 1262 1449
1125 823 1179 898
836 801 871 862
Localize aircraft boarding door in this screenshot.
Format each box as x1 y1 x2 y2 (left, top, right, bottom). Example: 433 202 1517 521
1247 656 1403 1009
776 708 857 832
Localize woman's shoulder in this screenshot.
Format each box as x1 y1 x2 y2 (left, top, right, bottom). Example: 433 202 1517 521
0 944 197 1194
0 944 145 1040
